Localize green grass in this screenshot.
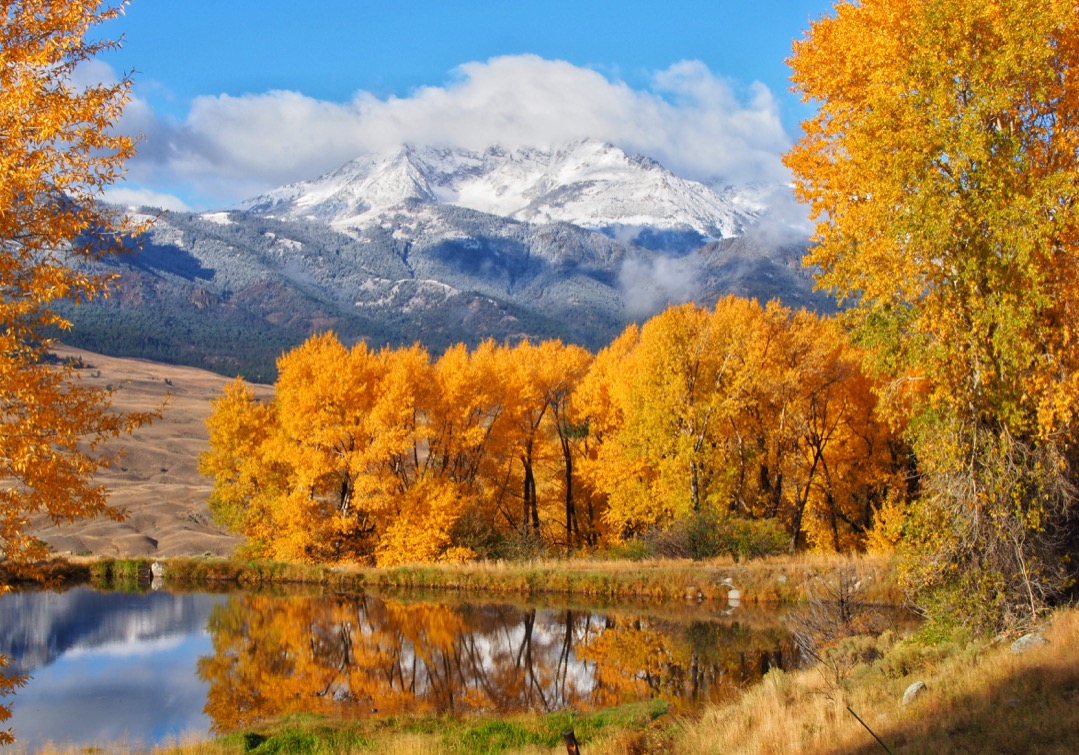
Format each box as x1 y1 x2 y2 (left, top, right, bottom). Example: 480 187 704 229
149 700 672 755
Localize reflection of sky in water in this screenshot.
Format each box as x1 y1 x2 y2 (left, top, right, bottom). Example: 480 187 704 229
8 630 215 752
0 586 228 754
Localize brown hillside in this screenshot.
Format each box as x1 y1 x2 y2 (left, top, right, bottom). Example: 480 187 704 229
29 346 272 558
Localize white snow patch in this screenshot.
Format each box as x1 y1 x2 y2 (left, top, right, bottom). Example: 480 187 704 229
201 211 233 225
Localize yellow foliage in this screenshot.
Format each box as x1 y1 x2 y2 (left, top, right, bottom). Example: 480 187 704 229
375 478 464 567
0 2 155 579
786 0 1079 440
578 297 905 550
204 313 908 561
864 491 907 554
786 0 1079 627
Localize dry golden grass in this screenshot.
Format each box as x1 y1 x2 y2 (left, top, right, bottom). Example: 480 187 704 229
28 346 270 559
329 551 902 607
672 606 1079 754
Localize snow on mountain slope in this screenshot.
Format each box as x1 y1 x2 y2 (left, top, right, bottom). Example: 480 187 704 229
241 139 758 242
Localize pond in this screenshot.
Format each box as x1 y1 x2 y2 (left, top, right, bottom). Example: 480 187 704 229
0 586 803 752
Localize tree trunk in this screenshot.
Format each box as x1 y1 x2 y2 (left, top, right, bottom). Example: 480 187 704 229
562 433 577 555
690 459 701 512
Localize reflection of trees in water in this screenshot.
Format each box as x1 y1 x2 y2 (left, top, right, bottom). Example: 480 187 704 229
198 594 798 733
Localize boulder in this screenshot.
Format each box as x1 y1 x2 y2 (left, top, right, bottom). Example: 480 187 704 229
1010 633 1048 655
902 681 927 707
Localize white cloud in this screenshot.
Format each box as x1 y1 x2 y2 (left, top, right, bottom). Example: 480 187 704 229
618 254 705 317
103 186 191 212
118 55 795 210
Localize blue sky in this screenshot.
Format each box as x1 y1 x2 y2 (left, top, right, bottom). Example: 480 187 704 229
95 0 837 211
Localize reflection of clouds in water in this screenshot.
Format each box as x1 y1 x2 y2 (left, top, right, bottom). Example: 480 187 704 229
5 589 806 750
0 587 226 678
64 633 192 659
7 633 215 753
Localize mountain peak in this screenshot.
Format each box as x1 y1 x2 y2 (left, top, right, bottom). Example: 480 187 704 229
240 140 758 243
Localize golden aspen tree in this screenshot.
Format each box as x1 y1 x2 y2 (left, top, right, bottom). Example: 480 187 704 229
535 340 593 554
503 341 553 542
271 334 436 562
371 344 477 566
419 341 508 555
787 0 1079 628
267 333 365 560
777 311 902 552
475 341 548 546
0 1 154 583
723 301 790 520
589 300 760 538
425 341 506 491
573 324 639 543
199 378 285 551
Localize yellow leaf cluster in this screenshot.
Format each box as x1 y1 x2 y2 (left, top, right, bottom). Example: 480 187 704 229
1 2 153 580
787 0 1079 440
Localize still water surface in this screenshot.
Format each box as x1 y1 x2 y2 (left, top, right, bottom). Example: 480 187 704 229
0 587 800 752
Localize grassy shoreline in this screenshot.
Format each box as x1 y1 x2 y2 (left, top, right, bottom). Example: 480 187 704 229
22 552 905 607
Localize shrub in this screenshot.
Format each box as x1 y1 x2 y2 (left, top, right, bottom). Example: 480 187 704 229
716 517 790 561
649 513 790 561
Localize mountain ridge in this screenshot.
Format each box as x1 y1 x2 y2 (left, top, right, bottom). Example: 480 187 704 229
56 139 827 381
240 139 759 247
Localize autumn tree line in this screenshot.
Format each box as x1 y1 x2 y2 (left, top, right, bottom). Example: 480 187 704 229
200 296 912 567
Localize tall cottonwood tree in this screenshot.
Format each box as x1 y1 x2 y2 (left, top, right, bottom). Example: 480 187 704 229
0 0 152 584
786 0 1079 628
1 3 148 741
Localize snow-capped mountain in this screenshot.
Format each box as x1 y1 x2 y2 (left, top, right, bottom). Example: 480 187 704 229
62 139 822 380
241 139 757 244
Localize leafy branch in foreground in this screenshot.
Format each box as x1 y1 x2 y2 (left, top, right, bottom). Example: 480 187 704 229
0 0 154 581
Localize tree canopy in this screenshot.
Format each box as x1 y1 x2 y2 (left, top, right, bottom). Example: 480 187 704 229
0 0 152 582
0 1 153 743
786 0 1079 629
202 298 906 566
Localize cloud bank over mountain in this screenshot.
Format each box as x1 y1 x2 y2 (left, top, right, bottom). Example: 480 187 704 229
113 55 795 211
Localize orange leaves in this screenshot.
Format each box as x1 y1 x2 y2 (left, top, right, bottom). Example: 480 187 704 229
0 3 151 581
375 478 467 567
786 0 1079 440
202 333 600 563
577 298 904 551
204 301 907 561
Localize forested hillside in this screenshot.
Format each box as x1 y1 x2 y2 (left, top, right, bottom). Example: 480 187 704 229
52 193 827 381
